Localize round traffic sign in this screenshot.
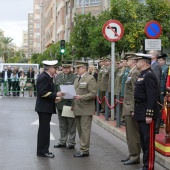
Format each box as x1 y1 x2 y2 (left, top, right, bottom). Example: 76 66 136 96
102 20 124 42
144 20 162 39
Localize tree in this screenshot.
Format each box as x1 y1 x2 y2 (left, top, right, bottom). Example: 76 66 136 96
0 36 13 62
30 41 73 67
70 13 96 60
88 10 112 58
110 0 170 52
145 0 170 49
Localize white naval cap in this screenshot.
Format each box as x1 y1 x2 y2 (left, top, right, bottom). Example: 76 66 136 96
134 53 153 60
42 60 58 66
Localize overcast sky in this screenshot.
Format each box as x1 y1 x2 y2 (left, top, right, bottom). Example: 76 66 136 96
0 0 33 46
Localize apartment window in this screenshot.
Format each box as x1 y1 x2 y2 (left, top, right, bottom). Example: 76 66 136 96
35 33 40 38
37 43 40 48
29 14 33 18
29 25 33 29
34 14 40 19
35 23 40 28
77 0 100 7
35 4 40 9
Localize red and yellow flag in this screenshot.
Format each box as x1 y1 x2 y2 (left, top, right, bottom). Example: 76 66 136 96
162 107 167 123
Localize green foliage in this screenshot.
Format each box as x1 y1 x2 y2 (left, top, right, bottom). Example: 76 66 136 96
0 36 13 45
30 41 73 67
0 36 14 62
88 10 111 58
110 0 170 52
70 13 97 60
146 0 170 48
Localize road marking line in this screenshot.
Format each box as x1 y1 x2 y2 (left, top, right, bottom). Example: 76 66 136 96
50 132 55 140
31 119 57 125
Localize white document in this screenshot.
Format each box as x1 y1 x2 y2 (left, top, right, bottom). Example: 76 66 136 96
62 106 75 118
60 85 76 99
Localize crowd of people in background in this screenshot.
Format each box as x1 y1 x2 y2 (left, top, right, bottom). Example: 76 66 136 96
0 65 38 97
97 50 168 129
0 64 99 98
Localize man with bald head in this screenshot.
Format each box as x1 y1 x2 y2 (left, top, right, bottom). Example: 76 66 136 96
149 50 161 83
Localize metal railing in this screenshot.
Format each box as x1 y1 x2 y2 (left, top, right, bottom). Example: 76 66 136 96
0 78 37 97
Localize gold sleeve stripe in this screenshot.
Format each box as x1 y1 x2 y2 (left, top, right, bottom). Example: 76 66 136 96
42 92 52 97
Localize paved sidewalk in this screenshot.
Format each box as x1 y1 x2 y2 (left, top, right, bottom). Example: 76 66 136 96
93 114 170 170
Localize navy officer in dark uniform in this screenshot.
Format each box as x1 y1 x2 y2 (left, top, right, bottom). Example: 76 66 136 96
134 54 160 170
35 60 58 158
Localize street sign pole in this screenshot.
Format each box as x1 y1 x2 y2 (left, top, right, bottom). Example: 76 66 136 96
111 42 115 120
102 19 124 123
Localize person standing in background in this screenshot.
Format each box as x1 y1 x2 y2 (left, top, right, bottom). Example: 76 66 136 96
97 58 105 113
158 53 169 127
7 65 12 95
149 50 162 134
121 53 141 165
19 72 27 97
134 54 159 170
88 64 98 81
1 67 11 96
27 66 35 97
100 57 111 115
120 59 130 126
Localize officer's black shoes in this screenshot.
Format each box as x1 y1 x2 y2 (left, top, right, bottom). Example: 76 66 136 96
54 143 66 148
121 157 129 162
160 121 165 128
124 159 140 165
74 151 89 157
66 145 75 149
37 152 55 158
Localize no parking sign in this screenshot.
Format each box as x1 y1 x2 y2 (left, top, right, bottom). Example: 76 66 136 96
144 20 162 39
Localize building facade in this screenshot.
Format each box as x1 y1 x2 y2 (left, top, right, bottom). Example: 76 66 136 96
33 0 41 53
28 12 34 58
39 0 110 52
22 30 28 58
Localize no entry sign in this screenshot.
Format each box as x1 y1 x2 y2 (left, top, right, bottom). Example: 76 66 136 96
144 20 162 39
102 20 124 42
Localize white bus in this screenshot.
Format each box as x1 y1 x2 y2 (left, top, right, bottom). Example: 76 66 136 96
0 63 39 73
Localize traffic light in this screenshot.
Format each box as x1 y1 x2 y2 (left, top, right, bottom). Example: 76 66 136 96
60 40 65 54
